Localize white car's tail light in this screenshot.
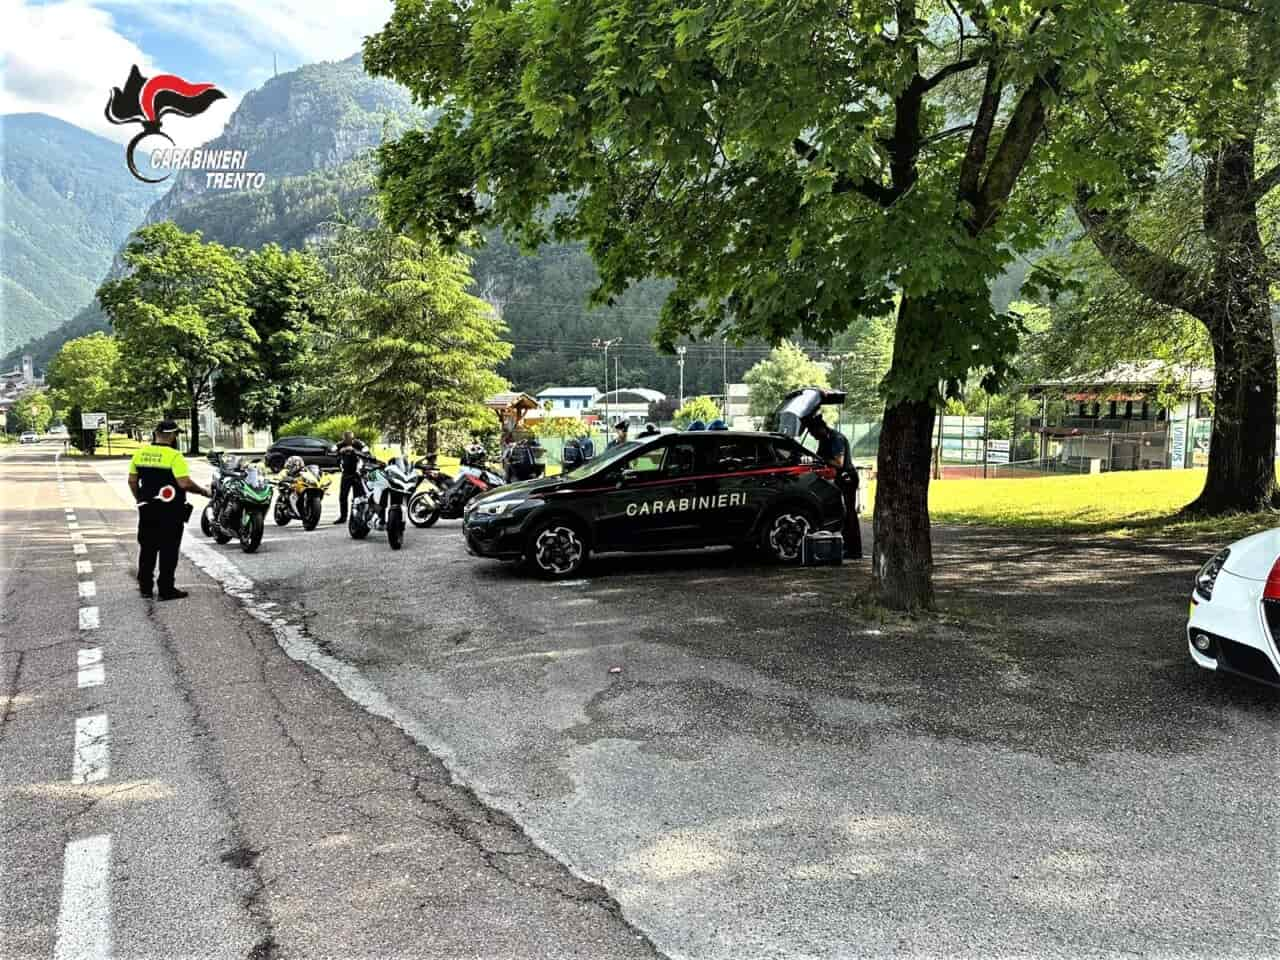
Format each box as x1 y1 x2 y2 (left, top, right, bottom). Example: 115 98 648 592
1265 555 1280 601
1195 548 1231 601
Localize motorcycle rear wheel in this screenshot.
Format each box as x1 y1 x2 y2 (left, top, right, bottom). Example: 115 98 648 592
240 511 265 553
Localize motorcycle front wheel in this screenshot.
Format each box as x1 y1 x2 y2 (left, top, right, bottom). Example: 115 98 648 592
273 499 291 526
302 491 322 531
200 504 214 538
408 492 437 528
240 511 265 553
387 504 405 550
347 505 369 540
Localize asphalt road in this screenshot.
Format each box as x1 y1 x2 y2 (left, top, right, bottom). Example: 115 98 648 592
1 443 659 960
5 442 1277 958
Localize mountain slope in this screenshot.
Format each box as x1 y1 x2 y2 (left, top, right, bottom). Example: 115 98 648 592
1 113 165 354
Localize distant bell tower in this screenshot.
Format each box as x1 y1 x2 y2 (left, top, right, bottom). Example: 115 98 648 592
21 354 33 385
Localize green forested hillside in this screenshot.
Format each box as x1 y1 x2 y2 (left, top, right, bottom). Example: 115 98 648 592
1 114 164 355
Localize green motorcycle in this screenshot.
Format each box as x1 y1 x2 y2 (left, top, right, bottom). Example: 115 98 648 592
205 457 274 553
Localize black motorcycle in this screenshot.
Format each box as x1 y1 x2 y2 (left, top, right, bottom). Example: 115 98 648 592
407 445 503 527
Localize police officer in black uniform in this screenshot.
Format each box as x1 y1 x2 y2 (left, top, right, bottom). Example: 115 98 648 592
807 416 863 559
333 430 367 523
127 419 209 599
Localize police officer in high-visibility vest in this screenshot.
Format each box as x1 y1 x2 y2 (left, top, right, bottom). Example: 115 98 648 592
127 420 209 599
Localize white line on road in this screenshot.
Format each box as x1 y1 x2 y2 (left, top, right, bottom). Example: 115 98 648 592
73 544 87 556
53 834 112 960
70 532 83 541
77 581 97 600
71 714 109 784
77 649 104 689
78 607 99 631
76 561 93 575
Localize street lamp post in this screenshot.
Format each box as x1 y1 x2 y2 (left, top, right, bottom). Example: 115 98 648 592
592 337 621 436
676 346 687 408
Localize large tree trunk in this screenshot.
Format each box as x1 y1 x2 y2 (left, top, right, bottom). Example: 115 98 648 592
1189 137 1277 512
188 402 201 455
872 296 940 611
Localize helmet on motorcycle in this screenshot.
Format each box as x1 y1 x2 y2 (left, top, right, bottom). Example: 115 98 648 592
464 443 486 466
284 455 305 474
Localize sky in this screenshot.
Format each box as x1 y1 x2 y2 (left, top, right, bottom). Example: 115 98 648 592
0 0 394 146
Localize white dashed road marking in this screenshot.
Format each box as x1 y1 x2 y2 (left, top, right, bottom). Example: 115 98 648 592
77 649 105 690
77 581 97 600
71 714 110 785
76 561 93 575
78 607 99 631
53 834 112 960
73 544 87 556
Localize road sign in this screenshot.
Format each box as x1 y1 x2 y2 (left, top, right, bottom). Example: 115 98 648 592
81 412 107 429
986 439 1010 464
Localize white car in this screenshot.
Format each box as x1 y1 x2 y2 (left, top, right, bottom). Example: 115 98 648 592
1187 529 1280 687
19 431 38 444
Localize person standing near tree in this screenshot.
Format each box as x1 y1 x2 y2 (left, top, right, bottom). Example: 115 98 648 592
127 419 209 600
807 416 862 560
333 430 367 524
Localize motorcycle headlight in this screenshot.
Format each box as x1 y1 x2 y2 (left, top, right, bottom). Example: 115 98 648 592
1195 548 1230 601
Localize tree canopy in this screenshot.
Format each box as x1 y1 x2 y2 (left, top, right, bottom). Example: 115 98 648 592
44 333 121 418
307 221 512 447
97 222 257 453
744 342 831 419
365 0 1155 609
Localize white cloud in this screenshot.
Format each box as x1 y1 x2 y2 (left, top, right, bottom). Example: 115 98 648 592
104 0 393 68
0 0 239 146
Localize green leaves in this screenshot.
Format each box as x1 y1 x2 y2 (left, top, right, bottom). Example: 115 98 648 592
97 222 256 443
308 220 512 439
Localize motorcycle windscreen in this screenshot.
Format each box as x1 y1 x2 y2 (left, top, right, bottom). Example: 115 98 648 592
772 387 848 437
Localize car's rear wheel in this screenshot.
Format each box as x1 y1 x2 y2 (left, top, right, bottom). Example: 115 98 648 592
525 519 588 579
760 508 814 563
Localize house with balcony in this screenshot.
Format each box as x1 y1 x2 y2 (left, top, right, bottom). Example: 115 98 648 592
1025 362 1214 471
535 386 601 416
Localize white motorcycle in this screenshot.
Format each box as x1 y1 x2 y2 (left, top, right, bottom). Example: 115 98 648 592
347 453 422 550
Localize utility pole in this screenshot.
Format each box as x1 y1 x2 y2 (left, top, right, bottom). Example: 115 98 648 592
592 337 621 433
676 346 687 408
722 339 728 419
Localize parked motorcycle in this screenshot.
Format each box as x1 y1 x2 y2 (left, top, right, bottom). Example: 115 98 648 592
407 454 454 529
202 453 274 552
272 455 330 531
409 444 504 528
348 453 422 550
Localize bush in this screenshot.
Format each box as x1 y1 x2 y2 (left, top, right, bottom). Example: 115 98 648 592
276 417 316 439
279 415 382 444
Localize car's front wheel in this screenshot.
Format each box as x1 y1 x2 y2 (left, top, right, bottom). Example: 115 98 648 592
525 519 588 579
760 508 814 563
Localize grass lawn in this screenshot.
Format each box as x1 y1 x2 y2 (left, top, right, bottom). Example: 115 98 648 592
865 468 1279 540
62 434 145 457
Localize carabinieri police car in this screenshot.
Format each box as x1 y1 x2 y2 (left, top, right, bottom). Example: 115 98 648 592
463 389 848 579
1187 529 1280 688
